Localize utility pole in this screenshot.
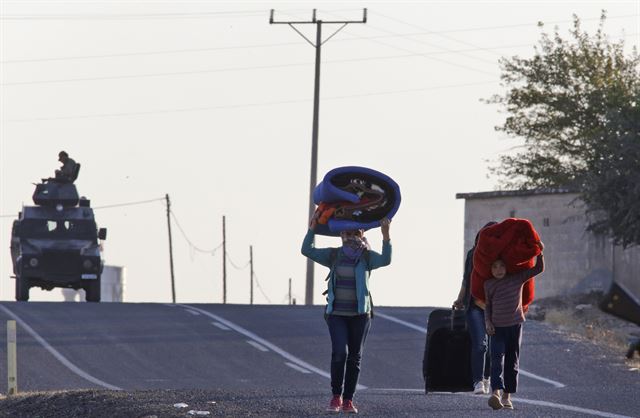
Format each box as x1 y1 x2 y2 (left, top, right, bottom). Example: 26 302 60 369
165 194 176 304
289 278 292 305
222 215 227 304
250 245 254 305
270 8 367 306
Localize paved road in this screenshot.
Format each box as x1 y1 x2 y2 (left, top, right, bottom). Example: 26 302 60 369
0 302 638 417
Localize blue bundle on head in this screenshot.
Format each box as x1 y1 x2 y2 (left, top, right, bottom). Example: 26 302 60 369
312 166 401 236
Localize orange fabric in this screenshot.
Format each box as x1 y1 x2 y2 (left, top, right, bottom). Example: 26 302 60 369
316 203 336 225
470 218 541 309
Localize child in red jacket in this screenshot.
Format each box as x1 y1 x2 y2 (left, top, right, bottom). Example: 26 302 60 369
484 242 544 410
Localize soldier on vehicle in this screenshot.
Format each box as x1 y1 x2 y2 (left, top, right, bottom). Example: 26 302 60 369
54 151 78 183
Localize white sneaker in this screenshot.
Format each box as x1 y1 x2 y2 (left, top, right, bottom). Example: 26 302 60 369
483 379 490 394
474 381 485 394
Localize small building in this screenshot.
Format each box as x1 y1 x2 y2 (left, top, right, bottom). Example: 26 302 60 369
61 265 126 302
456 189 640 301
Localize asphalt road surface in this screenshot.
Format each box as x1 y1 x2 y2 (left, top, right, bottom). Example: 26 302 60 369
0 302 638 417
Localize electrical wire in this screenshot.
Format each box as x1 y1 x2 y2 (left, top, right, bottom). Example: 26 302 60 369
169 210 222 255
92 197 165 210
0 196 165 217
3 14 635 64
0 10 268 20
5 80 497 122
0 41 542 65
374 11 505 59
1 41 304 64
323 10 498 77
2 49 500 86
0 61 317 86
252 272 272 303
226 252 250 270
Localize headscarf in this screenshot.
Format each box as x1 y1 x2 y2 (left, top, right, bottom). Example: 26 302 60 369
340 229 370 260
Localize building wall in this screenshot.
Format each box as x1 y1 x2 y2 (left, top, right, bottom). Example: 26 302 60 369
462 192 639 299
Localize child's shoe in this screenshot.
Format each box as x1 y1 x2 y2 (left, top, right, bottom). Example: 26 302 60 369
326 395 342 413
483 379 490 394
488 394 503 410
342 399 358 414
473 381 485 394
502 396 514 409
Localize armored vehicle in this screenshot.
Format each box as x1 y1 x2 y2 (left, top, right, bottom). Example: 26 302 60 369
10 171 107 302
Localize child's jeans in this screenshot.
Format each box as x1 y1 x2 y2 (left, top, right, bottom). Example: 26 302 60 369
490 323 522 393
466 303 491 384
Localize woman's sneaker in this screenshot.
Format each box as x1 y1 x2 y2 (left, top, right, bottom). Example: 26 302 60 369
326 395 342 413
474 381 486 394
342 399 358 414
488 394 504 410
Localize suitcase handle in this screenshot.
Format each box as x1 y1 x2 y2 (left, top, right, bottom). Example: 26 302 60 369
451 305 463 330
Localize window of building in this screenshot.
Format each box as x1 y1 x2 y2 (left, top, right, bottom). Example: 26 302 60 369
543 217 550 227
509 210 516 217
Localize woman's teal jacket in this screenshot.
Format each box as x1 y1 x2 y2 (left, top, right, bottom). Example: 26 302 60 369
301 229 392 314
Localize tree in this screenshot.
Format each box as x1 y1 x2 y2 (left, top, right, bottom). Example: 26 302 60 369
487 12 640 247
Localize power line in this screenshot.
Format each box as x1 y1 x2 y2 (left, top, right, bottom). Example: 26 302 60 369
407 13 639 35
169 210 222 255
92 197 165 210
5 80 497 122
0 61 318 86
226 252 250 270
0 43 537 65
2 48 501 86
324 10 499 67
0 196 165 217
0 10 268 20
1 41 304 64
252 272 272 303
321 10 499 78
2 15 635 64
0 8 368 21
374 11 505 59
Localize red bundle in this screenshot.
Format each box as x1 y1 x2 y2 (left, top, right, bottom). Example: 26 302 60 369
470 218 542 309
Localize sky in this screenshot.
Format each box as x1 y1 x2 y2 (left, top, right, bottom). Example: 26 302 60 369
1 1 638 307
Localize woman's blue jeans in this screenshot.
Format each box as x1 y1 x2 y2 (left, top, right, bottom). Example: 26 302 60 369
326 314 371 400
466 304 490 384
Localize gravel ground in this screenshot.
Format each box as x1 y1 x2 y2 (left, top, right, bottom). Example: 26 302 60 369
0 389 305 418
528 292 640 368
0 388 604 418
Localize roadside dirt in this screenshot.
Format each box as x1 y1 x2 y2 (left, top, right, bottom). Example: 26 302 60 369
528 292 640 370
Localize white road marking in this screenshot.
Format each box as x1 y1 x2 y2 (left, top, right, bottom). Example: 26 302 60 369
375 311 428 333
163 304 177 307
0 304 122 391
180 304 367 390
211 321 230 331
285 362 312 374
367 388 424 392
369 389 632 418
519 369 565 388
246 340 269 352
512 397 632 418
375 310 566 388
184 309 201 316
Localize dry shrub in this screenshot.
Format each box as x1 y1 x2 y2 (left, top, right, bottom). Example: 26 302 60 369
544 307 640 369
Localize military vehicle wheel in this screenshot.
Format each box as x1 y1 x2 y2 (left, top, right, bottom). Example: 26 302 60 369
85 279 101 302
15 276 30 301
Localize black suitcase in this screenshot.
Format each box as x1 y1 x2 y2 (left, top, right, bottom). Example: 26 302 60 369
599 281 640 326
422 308 473 393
